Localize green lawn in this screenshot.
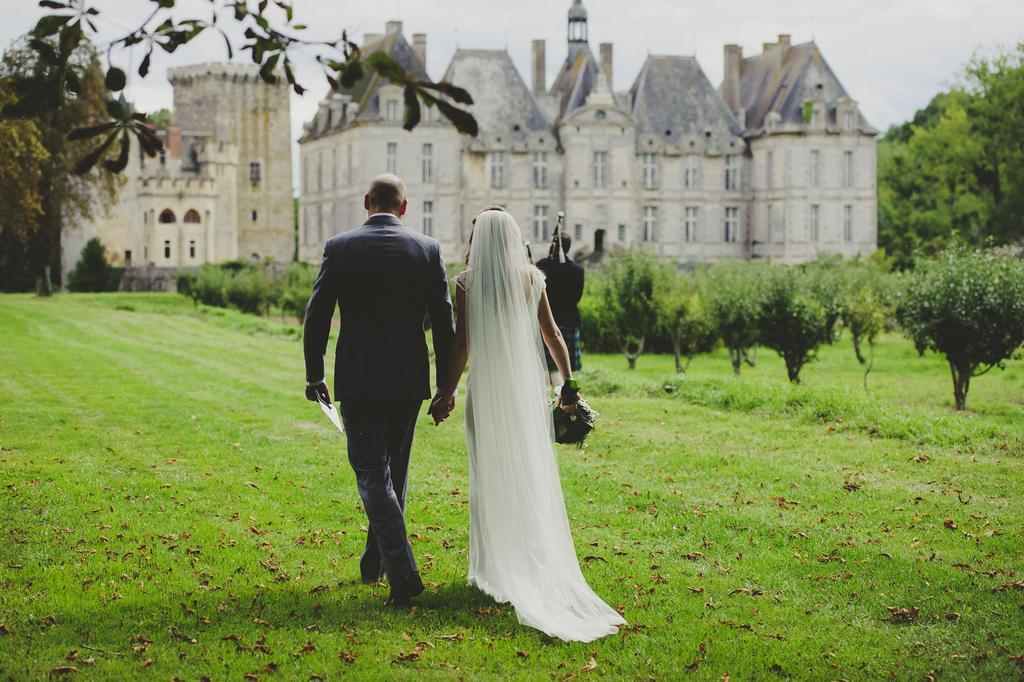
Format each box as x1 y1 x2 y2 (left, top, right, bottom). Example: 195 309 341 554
1 293 1022 681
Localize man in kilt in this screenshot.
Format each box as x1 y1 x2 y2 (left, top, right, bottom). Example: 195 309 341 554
535 228 585 387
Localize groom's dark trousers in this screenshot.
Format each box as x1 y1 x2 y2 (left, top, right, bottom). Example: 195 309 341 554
302 213 455 585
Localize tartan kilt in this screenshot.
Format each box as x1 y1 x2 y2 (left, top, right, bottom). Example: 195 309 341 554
545 326 582 372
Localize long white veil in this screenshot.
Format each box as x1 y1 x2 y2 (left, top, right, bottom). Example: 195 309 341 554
463 210 624 642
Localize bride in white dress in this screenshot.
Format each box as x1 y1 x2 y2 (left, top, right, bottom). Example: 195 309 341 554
431 209 625 642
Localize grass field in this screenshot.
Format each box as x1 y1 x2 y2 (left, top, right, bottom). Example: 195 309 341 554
1 293 1022 681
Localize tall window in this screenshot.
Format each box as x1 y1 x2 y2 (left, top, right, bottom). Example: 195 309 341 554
332 149 337 188
725 154 739 191
642 153 658 190
532 205 549 241
810 107 820 128
724 207 739 243
842 151 854 189
810 204 821 242
574 224 582 241
124 250 132 267
684 206 699 243
422 143 433 183
617 224 626 241
683 156 700 190
843 111 854 131
346 144 353 184
593 151 608 188
188 240 196 259
766 151 774 190
532 152 548 189
843 205 853 242
423 200 434 236
767 203 774 243
317 152 322 191
386 142 397 174
386 99 398 123
163 240 172 259
810 150 821 188
249 161 262 183
642 206 658 242
490 151 507 189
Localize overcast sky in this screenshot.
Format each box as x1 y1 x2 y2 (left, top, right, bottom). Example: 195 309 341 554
4 0 1023 188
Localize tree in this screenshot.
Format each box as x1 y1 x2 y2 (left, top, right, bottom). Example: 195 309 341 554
602 250 660 370
897 247 1024 410
1 37 120 293
757 267 834 384
67 237 120 291
655 270 716 373
700 261 764 375
4 0 478 174
837 261 894 390
0 82 48 292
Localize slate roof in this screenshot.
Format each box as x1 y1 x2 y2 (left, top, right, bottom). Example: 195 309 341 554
738 41 873 132
302 31 428 140
441 49 550 138
549 45 615 119
629 55 744 143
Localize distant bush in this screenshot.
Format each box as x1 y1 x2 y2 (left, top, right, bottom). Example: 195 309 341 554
279 262 316 320
68 238 122 292
897 247 1024 410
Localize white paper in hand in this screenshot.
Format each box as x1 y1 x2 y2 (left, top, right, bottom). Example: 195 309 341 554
318 398 344 434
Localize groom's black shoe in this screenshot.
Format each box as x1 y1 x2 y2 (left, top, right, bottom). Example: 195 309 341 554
385 571 424 608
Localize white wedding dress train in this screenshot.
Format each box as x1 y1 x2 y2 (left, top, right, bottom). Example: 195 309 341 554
460 211 625 643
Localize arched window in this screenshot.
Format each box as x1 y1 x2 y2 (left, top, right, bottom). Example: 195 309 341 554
184 209 201 224
159 209 176 223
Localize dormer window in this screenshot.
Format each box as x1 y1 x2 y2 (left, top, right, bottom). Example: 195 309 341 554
811 107 821 128
386 100 398 123
596 110 606 120
843 110 855 132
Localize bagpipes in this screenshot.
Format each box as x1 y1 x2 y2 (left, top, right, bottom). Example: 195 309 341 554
553 211 566 263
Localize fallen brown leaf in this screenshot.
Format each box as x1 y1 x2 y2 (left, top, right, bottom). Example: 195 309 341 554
339 651 357 663
293 640 315 656
884 606 919 624
49 666 78 675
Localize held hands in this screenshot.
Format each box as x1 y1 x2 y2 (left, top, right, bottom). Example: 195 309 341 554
429 390 456 425
305 381 331 404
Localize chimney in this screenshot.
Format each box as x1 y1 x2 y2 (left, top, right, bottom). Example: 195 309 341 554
600 42 613 90
531 39 546 94
363 32 382 46
722 44 742 113
385 20 403 36
763 41 782 71
412 33 427 68
777 34 791 63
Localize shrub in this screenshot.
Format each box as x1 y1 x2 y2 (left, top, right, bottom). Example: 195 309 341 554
757 266 834 383
836 261 895 389
655 270 717 373
602 250 660 369
279 261 316 320
225 267 274 315
897 247 1024 410
67 238 121 292
699 261 765 375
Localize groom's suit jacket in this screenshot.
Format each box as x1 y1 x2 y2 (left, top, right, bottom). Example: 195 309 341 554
303 213 455 402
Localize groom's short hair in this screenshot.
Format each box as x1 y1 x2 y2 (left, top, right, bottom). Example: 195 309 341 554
366 174 407 212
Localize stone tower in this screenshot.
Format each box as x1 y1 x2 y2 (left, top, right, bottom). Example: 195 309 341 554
168 63 293 262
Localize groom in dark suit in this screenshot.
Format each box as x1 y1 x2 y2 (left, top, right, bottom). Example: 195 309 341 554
303 174 455 606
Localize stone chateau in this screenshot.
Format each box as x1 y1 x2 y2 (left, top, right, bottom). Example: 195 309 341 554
299 0 878 264
62 63 293 281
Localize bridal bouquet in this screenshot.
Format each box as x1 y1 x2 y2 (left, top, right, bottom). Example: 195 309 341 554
552 391 598 448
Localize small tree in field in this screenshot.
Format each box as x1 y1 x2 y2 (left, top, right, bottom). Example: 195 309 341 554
656 270 717 373
757 267 834 383
700 261 764 375
898 248 1024 410
837 262 894 390
67 237 120 292
602 250 660 370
